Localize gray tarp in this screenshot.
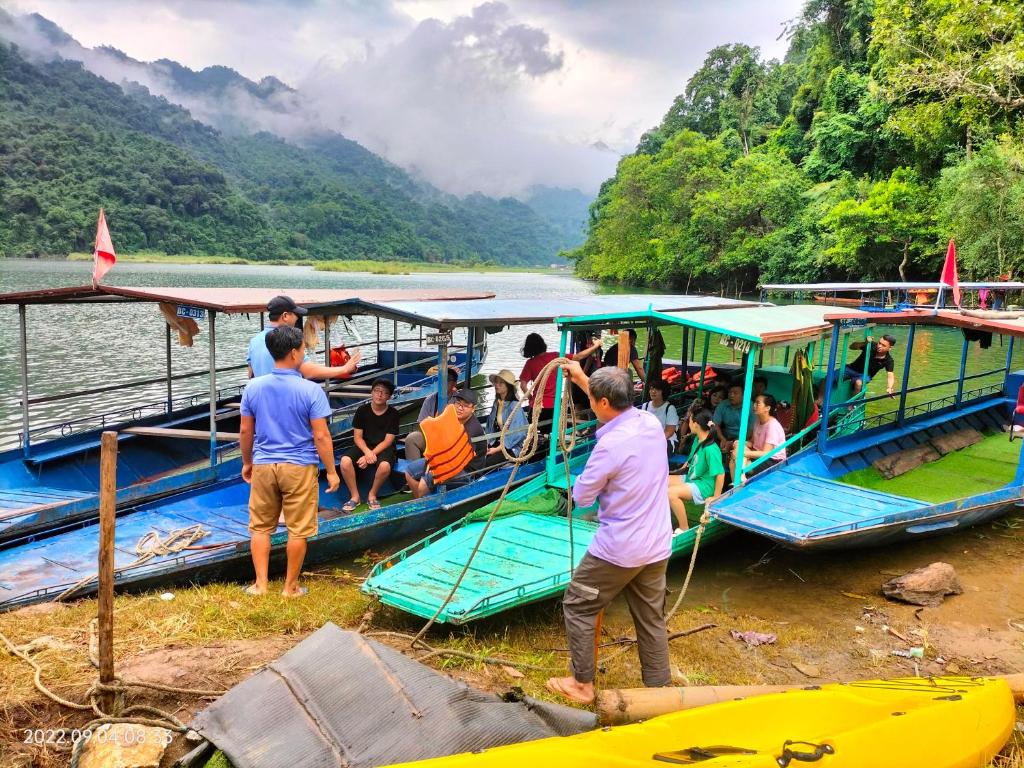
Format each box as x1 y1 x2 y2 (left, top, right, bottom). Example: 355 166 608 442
193 623 596 768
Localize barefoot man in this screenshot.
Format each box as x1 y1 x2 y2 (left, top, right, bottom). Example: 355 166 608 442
546 364 673 704
240 326 340 598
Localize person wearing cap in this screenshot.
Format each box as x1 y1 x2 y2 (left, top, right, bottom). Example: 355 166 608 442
485 369 528 459
240 325 340 599
403 366 461 462
404 387 485 498
339 378 400 512
247 295 361 380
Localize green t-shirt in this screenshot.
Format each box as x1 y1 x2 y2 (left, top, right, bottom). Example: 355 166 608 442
685 440 725 500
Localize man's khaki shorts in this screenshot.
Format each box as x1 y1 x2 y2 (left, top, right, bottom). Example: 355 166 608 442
249 463 319 538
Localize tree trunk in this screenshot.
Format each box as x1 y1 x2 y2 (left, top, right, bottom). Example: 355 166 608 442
898 241 910 281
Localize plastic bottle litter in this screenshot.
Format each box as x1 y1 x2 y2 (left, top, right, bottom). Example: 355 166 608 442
160 592 175 601
891 647 924 659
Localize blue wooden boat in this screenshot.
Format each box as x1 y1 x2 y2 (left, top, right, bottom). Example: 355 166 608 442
0 285 491 545
0 296 715 608
711 298 1024 549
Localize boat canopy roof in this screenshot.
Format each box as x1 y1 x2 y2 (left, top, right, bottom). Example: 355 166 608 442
557 303 867 346
0 285 494 313
761 281 1024 293
306 294 756 329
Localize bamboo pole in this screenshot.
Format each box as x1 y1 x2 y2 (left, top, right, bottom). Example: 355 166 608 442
617 330 629 370
596 675 1024 726
97 430 118 714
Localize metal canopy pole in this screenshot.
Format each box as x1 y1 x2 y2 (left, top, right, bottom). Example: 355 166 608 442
1005 336 1016 379
697 331 710 396
816 324 842 454
165 322 173 415
547 329 569 485
896 323 916 425
955 333 970 406
466 327 476 384
732 349 756 488
18 304 30 457
322 315 332 403
376 317 381 365
208 311 218 468
393 321 399 387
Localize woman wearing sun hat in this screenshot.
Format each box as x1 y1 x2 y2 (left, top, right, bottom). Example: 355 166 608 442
486 369 528 459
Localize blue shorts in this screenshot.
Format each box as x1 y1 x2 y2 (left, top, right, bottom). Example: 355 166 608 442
843 365 868 381
403 457 470 490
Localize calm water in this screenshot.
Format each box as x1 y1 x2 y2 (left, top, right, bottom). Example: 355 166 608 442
0 259 1018 450
0 260 600 450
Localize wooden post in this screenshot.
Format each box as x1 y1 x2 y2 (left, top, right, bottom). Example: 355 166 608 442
98 430 118 714
617 330 629 370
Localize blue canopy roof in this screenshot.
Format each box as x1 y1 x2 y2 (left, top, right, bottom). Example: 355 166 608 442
306 294 756 329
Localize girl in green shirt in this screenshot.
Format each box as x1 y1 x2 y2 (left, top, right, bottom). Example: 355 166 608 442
668 408 725 533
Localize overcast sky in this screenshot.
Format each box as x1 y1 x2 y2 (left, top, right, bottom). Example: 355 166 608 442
7 0 806 196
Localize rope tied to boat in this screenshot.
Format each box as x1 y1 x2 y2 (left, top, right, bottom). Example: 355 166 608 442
0 618 225 768
56 524 212 602
407 355 580 649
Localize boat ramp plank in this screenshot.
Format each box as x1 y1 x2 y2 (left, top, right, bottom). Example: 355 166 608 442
367 513 596 623
712 469 922 543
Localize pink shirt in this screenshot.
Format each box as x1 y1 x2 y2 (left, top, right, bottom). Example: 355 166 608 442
520 352 559 409
572 408 672 568
752 417 787 462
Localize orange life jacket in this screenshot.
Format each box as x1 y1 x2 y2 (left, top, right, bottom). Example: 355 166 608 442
683 366 716 391
661 366 682 384
422 405 475 483
329 345 353 378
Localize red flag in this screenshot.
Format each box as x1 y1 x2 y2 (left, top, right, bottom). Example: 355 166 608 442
91 208 116 286
940 238 960 308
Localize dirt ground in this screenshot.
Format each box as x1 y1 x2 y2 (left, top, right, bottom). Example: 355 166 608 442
2 508 1023 767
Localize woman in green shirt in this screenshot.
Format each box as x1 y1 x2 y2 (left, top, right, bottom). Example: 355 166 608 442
668 408 725 533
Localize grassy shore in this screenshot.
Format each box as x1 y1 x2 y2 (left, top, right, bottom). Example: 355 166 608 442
63 251 565 274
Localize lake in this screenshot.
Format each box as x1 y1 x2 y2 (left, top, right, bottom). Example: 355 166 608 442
0 259 1017 450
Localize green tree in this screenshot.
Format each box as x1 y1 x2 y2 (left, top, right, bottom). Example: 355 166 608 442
819 168 936 280
938 139 1024 277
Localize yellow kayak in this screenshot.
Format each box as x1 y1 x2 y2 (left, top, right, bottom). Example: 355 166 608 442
388 677 1014 767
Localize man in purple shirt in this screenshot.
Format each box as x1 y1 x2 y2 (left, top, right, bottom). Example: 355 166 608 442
546 364 672 704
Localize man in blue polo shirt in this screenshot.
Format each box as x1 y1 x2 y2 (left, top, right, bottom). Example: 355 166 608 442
247 295 361 379
240 325 340 598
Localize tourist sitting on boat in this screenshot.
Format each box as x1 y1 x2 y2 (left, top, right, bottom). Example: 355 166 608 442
641 378 679 455
546 363 672 705
247 295 361 380
844 334 897 395
713 381 752 447
674 396 709 457
753 375 768 397
485 370 528 460
404 366 461 462
339 378 400 512
668 408 725 533
601 328 646 384
520 332 560 433
240 325 339 599
731 393 787 479
404 388 486 498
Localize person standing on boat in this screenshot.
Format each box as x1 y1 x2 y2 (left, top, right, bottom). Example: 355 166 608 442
845 334 897 395
247 295 361 380
546 363 672 705
339 378 400 512
240 326 340 598
520 333 560 432
602 328 646 384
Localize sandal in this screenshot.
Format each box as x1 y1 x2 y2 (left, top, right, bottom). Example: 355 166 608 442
281 586 308 599
368 499 381 510
341 499 359 512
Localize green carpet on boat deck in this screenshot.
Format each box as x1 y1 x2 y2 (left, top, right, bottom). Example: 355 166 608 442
839 431 1021 503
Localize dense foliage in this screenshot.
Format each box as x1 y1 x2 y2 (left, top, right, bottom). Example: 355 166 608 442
0 40 568 264
571 0 1024 289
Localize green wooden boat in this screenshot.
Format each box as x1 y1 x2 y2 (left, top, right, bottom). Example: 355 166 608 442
362 452 731 624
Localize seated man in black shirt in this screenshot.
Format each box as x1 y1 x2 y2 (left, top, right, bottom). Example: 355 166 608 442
602 328 645 384
340 378 400 511
844 334 897 395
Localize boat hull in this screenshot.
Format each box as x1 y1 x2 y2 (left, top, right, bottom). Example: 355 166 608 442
387 676 1014 768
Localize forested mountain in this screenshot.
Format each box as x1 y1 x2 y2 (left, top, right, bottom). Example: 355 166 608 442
0 14 571 264
524 185 590 251
571 0 1024 290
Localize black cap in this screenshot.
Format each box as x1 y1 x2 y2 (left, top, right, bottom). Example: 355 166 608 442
267 295 307 317
452 388 478 406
